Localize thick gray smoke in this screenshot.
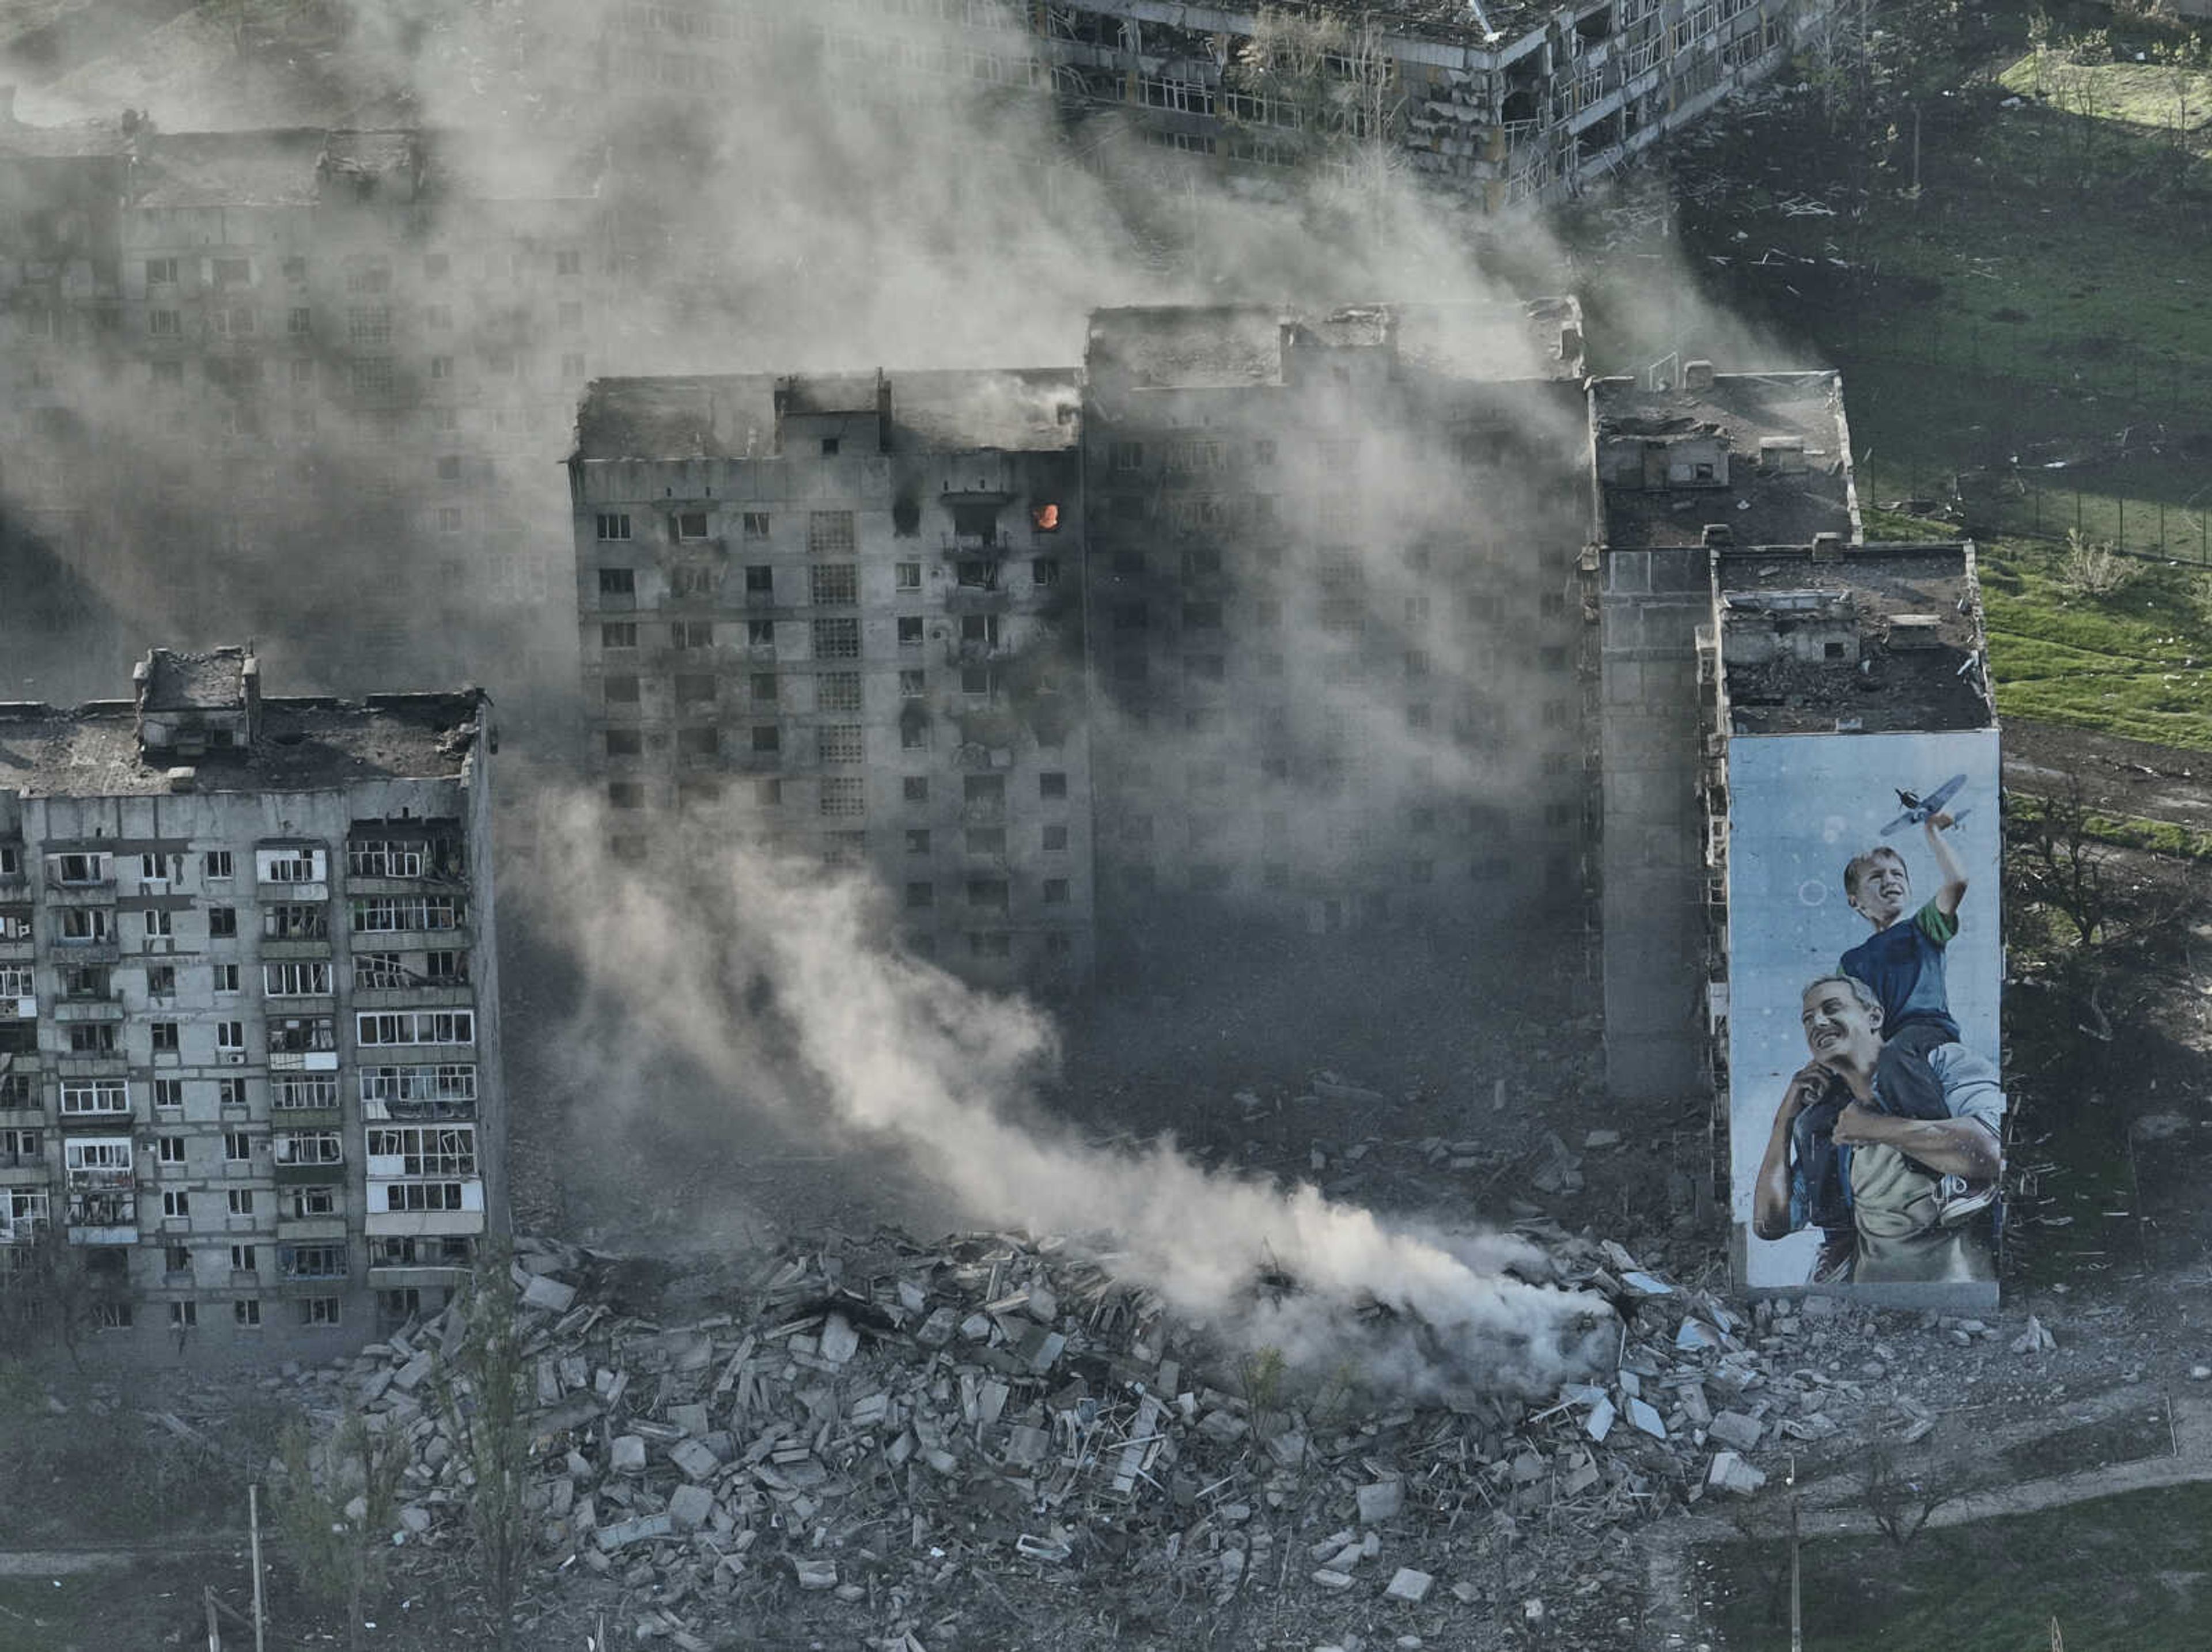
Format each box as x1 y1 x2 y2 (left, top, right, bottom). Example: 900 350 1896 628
536 800 1611 1400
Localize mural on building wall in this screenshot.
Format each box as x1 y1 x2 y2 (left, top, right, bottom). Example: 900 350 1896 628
1726 730 2003 1292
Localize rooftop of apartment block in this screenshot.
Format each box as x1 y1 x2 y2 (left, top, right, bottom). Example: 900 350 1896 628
1715 541 1994 736
573 369 1085 463
1083 298 1586 392
0 691 486 797
1594 369 1857 554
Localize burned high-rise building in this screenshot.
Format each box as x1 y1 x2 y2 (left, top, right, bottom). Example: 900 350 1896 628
0 649 506 1360
569 370 1095 986
570 301 1601 980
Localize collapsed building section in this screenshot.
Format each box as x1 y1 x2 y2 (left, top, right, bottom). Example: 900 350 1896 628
0 649 507 1359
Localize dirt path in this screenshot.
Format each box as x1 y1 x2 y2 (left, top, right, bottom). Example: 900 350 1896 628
0 1533 243 1575
2004 718 2212 831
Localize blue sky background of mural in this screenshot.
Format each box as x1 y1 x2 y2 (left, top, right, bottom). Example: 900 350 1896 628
1726 729 2003 1287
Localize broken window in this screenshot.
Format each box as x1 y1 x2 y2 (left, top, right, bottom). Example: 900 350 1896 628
745 565 775 596
349 952 402 990
670 568 716 601
604 729 642 760
264 962 332 996
671 620 714 648
1109 441 1143 472
349 897 460 934
676 726 718 759
598 567 635 600
674 511 709 540
906 830 930 855
357 1010 475 1047
897 617 924 647
607 783 644 810
751 726 781 755
675 674 716 706
747 622 775 649
963 775 1005 806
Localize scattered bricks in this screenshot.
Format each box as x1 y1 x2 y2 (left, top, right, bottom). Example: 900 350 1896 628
667 1484 715 1532
1384 1567 1434 1604
1679 1383 1713 1427
520 1274 578 1314
957 1313 994 1342
1266 1430 1308 1469
666 1403 710 1438
358 1367 395 1405
1707 1452 1767 1495
791 1559 838 1591
1016 1327 1067 1374
610 1435 647 1475
849 1394 890 1429
1357 1480 1405 1524
819 1313 861 1366
595 1513 675 1553
1312 1568 1357 1591
669 1438 721 1482
397 1505 433 1535
1706 1411 1764 1453
1800 1294 1843 1318
1026 1285 1058 1324
1309 1530 1355 1561
1626 1397 1666 1440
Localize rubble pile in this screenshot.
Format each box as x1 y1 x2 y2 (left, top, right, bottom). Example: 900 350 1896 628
290 1229 2034 1648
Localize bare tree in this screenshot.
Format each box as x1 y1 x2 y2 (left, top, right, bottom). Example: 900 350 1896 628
1857 1438 1957 1548
438 1241 534 1652
2015 779 2114 949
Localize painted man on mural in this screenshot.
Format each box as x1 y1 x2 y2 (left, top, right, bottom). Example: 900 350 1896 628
1752 974 2003 1284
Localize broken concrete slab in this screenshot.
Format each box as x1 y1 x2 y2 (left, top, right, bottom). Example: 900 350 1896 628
596 1513 675 1552
1357 1479 1404 1523
1706 1410 1764 1452
1707 1451 1766 1495
1384 1567 1434 1604
667 1484 714 1532
520 1274 578 1314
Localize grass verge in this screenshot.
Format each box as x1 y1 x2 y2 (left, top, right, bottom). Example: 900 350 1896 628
1709 1482 2212 1652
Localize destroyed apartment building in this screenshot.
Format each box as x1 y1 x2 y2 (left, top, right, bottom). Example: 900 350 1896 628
569 301 1591 985
0 107 609 700
608 0 1838 210
0 648 508 1359
572 313 1907 1140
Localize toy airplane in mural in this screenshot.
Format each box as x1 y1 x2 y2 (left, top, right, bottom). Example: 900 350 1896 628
1880 773 1971 836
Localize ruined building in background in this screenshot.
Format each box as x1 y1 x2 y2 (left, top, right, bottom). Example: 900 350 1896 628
569 373 1094 985
570 302 1590 982
0 649 506 1361
0 109 607 712
611 0 1834 210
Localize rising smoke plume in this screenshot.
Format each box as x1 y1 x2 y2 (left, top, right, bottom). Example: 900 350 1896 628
535 801 1612 1401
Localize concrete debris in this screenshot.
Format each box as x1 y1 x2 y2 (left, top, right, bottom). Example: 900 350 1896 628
1384 1566 1434 1603
264 1221 2055 1649
2009 1316 2056 1355
1706 1451 1767 1495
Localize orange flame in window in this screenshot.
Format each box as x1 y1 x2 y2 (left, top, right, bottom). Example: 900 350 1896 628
1032 503 1060 531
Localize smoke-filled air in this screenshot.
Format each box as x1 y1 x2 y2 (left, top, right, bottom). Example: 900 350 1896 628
535 800 1612 1401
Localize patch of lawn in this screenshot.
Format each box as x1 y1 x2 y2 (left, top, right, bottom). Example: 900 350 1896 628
1998 52 2212 133
1978 542 2212 748
1709 1482 2212 1652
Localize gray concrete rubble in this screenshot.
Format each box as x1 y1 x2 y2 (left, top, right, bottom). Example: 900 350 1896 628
271 1230 2063 1647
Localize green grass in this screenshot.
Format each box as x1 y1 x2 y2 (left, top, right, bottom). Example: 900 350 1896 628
1999 51 2212 132
1671 6 2212 575
1710 1482 2212 1651
1978 541 2212 748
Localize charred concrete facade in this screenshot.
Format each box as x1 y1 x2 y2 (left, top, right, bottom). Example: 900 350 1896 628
569 372 1095 988
0 113 608 706
1590 365 1861 1101
0 650 506 1363
571 302 1597 979
1082 302 1591 938
604 0 1834 210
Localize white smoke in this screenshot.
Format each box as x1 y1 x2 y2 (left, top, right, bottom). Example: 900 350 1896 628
535 802 1611 1400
